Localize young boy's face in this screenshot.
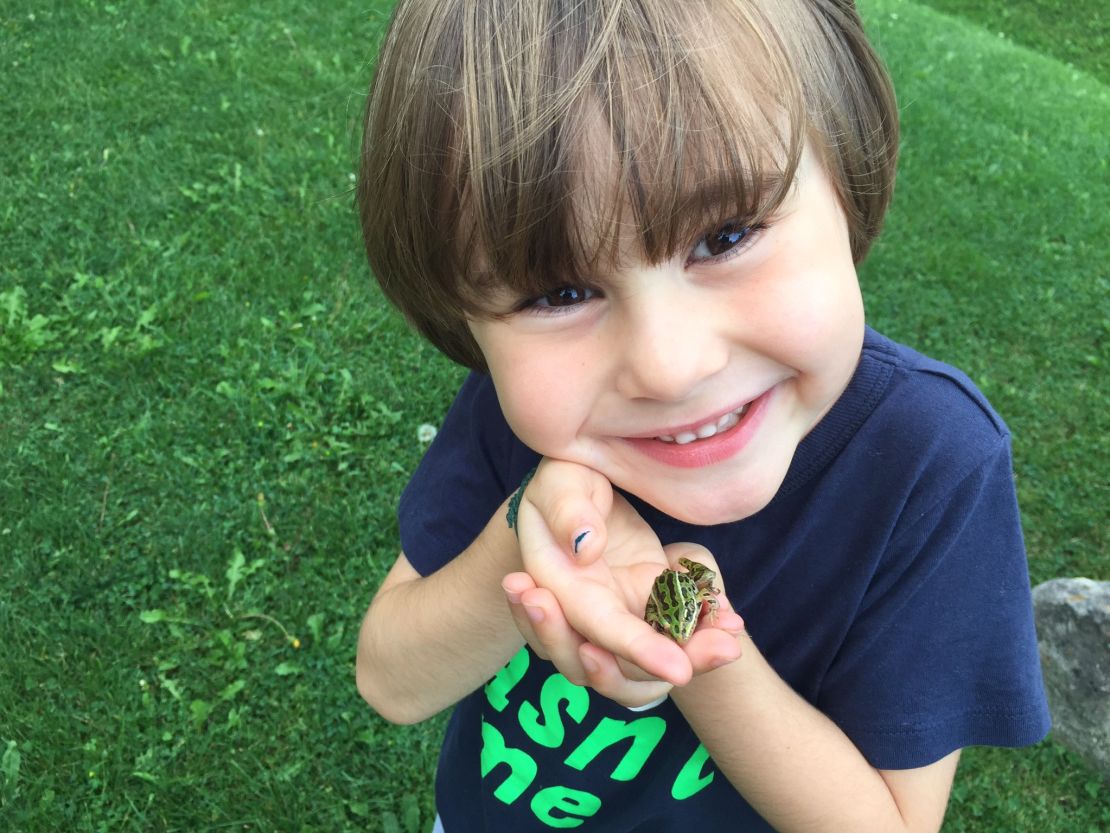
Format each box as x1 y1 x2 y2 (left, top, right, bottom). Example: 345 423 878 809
468 146 864 525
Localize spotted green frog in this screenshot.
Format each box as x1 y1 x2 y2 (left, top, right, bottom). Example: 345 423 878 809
644 557 721 644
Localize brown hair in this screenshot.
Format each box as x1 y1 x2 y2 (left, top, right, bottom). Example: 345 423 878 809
358 0 898 369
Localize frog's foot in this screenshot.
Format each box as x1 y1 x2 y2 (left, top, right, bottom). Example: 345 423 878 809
701 595 720 624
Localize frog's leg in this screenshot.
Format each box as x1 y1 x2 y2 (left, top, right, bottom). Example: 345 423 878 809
700 592 720 624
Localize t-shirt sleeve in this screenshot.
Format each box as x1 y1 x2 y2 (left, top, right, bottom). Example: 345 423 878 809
815 436 1051 769
398 373 539 577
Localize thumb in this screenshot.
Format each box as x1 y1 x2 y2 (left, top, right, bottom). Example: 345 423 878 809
518 461 612 564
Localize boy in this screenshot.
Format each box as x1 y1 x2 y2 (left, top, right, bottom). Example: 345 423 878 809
354 1 1050 830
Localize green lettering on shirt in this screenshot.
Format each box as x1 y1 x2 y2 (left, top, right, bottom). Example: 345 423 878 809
485 646 530 712
519 672 590 748
530 785 602 829
478 657 718 823
672 743 715 799
480 719 537 804
563 716 667 781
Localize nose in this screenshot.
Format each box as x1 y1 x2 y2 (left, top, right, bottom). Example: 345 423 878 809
612 278 729 401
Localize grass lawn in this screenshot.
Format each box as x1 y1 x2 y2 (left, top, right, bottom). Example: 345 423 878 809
915 0 1109 83
1 0 1106 831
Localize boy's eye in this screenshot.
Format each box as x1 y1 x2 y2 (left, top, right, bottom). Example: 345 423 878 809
531 286 597 309
690 223 760 261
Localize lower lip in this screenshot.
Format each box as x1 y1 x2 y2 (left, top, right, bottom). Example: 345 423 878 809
622 388 774 469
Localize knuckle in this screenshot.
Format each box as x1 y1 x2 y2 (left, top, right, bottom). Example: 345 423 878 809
563 667 589 687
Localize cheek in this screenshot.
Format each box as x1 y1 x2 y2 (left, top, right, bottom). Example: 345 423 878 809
796 267 862 347
742 261 861 357
759 219 863 351
484 343 590 452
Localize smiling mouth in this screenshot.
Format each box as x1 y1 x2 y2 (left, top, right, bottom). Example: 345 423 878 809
654 403 753 445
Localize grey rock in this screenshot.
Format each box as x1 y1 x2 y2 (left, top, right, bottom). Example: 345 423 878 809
1032 577 1110 779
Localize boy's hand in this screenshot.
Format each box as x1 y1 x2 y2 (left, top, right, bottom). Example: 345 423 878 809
508 460 744 706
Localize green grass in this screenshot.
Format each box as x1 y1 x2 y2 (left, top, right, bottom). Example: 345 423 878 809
914 0 1109 83
0 1 1106 831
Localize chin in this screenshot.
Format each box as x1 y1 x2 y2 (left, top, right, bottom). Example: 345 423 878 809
642 486 778 527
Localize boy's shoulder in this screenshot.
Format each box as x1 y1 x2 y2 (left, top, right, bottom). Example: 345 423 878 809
782 328 1010 503
836 328 1013 514
861 328 1008 446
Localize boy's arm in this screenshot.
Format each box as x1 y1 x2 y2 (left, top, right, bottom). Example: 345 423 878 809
355 500 526 724
671 637 959 833
508 587 958 833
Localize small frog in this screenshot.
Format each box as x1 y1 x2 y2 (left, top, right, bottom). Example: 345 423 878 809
644 557 721 644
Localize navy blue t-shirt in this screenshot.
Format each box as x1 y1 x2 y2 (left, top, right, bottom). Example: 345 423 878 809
398 329 1050 832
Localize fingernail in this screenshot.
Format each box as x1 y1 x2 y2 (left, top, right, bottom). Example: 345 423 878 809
503 587 522 605
572 529 590 555
523 604 544 625
580 653 599 674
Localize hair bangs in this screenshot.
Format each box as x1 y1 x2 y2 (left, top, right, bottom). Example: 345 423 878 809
360 0 898 368
447 0 806 315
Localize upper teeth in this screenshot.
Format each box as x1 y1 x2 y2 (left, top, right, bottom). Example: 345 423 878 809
657 404 750 445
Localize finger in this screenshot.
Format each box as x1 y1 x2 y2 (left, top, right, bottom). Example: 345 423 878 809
689 582 744 634
524 570 694 686
613 653 673 683
524 462 612 562
605 624 743 685
682 627 744 676
661 541 717 570
502 570 538 600
518 585 589 679
585 607 694 687
502 572 550 661
704 608 745 636
579 643 673 709
505 577 591 684
511 570 693 688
